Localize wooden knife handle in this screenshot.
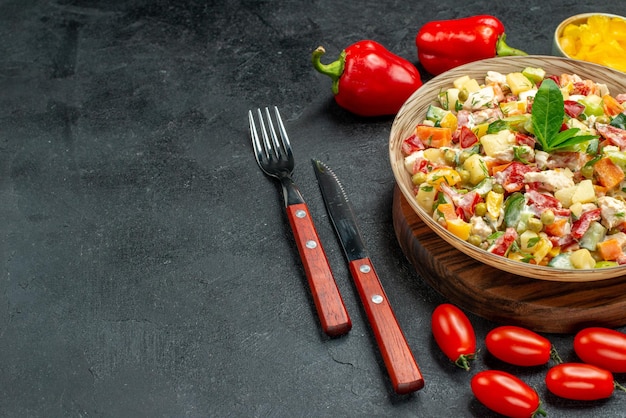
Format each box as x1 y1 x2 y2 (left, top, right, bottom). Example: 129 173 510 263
349 258 424 394
286 203 352 337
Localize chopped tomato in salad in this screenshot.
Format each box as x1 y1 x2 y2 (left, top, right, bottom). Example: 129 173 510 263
402 67 626 269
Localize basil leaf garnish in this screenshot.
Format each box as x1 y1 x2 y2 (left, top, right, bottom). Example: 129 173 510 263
531 78 598 152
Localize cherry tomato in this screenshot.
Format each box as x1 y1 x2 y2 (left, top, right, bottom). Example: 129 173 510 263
485 326 553 366
545 363 615 401
471 370 545 418
574 327 626 373
431 303 475 370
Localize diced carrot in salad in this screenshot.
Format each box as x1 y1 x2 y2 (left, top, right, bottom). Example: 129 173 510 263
596 238 624 261
602 94 625 117
402 66 626 269
416 125 453 148
544 218 569 238
435 202 458 221
594 157 625 189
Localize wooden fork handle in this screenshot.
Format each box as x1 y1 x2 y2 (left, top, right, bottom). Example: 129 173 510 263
286 203 352 337
349 258 424 394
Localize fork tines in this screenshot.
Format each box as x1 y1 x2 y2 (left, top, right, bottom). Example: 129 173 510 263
249 107 293 163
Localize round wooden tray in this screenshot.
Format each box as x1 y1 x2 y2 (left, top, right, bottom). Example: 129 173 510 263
392 186 626 334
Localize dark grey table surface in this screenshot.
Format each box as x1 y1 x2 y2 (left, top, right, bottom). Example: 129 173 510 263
2 1 626 417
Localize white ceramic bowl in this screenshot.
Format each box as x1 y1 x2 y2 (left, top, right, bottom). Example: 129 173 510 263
389 55 626 281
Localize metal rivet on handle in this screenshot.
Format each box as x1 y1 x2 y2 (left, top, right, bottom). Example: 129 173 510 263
372 294 383 304
306 240 317 249
295 210 306 218
359 264 371 273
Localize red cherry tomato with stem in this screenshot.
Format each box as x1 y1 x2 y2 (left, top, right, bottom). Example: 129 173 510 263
471 370 546 417
545 363 626 401
574 327 626 373
431 303 475 370
486 325 561 366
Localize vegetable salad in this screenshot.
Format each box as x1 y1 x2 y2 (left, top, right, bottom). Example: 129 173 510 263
402 66 626 269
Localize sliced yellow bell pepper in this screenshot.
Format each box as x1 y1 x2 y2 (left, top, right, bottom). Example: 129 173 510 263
558 15 626 72
426 167 462 189
446 218 472 241
486 191 504 219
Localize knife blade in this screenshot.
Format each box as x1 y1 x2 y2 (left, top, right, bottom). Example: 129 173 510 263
311 159 424 395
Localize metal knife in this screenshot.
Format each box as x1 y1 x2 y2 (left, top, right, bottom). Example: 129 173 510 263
311 159 424 395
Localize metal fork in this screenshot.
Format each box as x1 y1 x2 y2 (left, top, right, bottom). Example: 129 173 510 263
248 106 351 337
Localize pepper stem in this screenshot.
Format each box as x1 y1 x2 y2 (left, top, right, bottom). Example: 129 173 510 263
311 46 346 95
615 381 626 393
496 34 528 57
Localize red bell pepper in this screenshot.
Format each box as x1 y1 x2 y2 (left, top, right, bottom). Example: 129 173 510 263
526 189 561 212
489 227 518 256
441 185 482 221
494 161 535 193
415 15 527 75
312 40 422 117
402 133 425 155
515 132 536 148
564 100 585 118
571 208 601 239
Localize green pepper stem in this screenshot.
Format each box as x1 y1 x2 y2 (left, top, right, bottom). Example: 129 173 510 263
496 33 528 57
311 46 346 95
615 381 626 393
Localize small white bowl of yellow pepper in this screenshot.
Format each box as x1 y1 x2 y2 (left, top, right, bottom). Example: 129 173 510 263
554 13 626 73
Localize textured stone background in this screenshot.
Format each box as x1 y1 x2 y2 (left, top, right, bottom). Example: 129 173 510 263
1 1 625 416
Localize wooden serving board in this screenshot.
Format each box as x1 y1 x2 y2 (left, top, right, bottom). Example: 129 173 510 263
392 186 626 334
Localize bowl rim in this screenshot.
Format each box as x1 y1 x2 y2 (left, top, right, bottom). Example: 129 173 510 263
389 54 626 282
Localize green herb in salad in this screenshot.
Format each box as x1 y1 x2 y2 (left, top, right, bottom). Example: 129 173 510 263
531 78 598 152
611 112 626 129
